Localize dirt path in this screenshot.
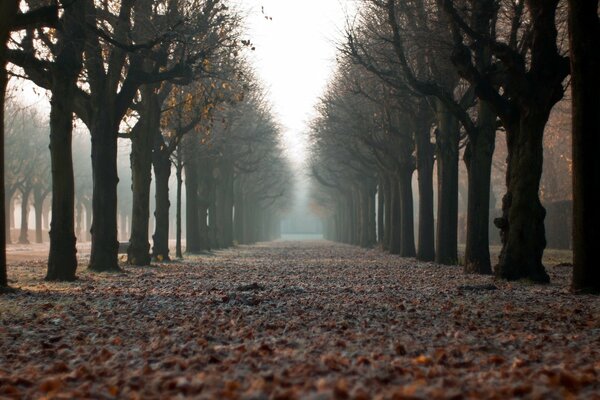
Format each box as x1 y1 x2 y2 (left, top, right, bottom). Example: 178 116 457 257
1 241 598 399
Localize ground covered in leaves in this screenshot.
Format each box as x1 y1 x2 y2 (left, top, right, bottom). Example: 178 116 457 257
1 241 599 399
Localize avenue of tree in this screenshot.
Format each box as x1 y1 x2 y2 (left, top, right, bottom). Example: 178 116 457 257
1 0 292 287
309 0 599 293
0 0 598 295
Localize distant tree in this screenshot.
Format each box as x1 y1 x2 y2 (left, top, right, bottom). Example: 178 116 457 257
1 0 57 289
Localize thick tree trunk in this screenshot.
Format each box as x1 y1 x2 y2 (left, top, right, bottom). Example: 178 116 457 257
462 0 495 274
18 188 31 244
415 126 435 261
152 145 171 261
398 166 416 257
569 0 600 293
88 113 120 272
463 102 495 274
435 102 459 264
494 114 550 283
127 86 159 266
0 1 13 286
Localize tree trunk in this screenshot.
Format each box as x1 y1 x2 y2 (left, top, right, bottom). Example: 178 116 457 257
42 199 50 231
185 154 201 253
569 0 600 293
383 174 393 250
127 86 159 266
415 126 435 261
4 190 15 245
152 144 171 261
222 165 234 247
88 112 120 272
463 101 495 274
18 188 31 244
388 178 402 254
367 185 377 246
34 193 44 243
0 1 15 287
398 166 416 257
435 102 459 264
359 187 369 247
377 178 385 245
197 167 211 251
176 148 183 259
494 114 550 282
234 186 244 244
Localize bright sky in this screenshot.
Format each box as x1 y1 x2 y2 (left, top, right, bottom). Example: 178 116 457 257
236 0 356 166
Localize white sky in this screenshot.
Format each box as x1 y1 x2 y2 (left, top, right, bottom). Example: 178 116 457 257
236 0 356 166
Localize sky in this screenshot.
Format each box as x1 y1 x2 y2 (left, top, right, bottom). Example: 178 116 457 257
235 0 356 166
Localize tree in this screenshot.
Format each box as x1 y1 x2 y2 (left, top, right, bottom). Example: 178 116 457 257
1 0 57 288
568 0 600 293
445 0 569 282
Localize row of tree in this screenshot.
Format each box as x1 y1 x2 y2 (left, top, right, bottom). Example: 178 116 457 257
1 0 292 287
309 0 599 292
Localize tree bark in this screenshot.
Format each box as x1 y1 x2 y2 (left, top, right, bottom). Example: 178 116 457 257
0 0 15 287
569 0 600 293
494 114 550 283
127 86 159 266
415 125 435 261
463 101 495 274
88 111 120 272
435 102 459 265
152 141 171 261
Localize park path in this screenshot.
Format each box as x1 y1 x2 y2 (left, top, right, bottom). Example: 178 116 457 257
1 240 599 399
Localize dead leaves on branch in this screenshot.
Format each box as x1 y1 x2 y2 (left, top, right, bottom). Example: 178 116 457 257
1 242 599 399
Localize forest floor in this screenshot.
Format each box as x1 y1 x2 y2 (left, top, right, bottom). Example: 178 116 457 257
1 241 599 399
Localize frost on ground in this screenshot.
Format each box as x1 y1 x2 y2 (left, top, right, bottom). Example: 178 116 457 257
1 241 599 399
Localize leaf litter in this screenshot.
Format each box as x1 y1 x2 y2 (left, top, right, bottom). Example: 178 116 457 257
1 241 599 399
